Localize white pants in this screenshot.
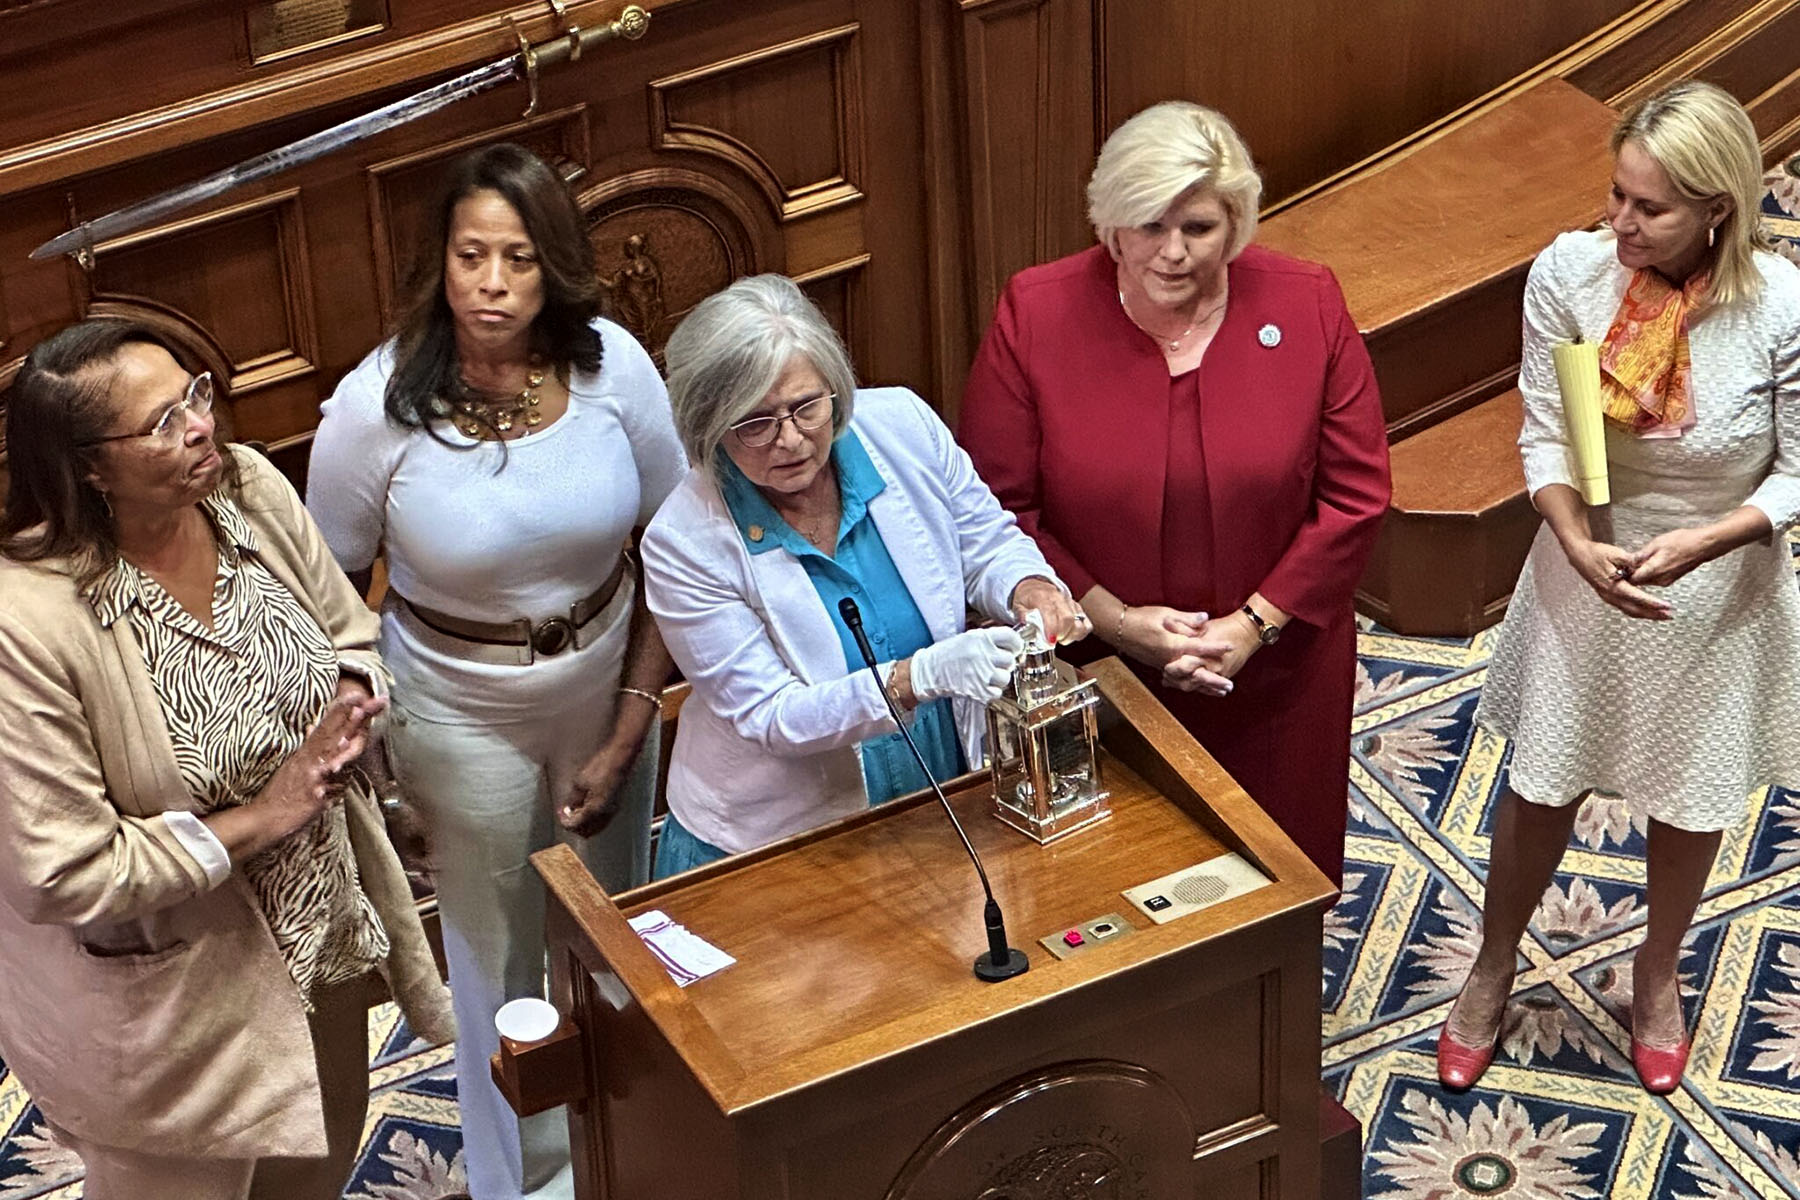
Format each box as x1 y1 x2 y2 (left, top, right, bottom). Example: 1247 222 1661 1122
388 659 655 1200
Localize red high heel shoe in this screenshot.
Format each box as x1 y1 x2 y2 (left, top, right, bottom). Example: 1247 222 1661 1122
1631 1034 1691 1095
1632 973 1692 1095
1437 1021 1501 1091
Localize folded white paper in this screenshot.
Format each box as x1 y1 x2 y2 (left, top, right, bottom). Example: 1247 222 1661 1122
628 909 736 986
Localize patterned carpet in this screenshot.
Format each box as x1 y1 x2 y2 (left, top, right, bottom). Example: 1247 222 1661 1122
1334 621 1800 1200
3 173 1799 1199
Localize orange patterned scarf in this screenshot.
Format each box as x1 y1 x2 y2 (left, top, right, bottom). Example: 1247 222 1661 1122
1598 268 1707 438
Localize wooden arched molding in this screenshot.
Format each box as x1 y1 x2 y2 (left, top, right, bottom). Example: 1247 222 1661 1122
577 164 783 364
83 296 243 445
884 1060 1199 1199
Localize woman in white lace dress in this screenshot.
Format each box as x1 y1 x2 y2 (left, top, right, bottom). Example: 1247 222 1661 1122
1440 81 1800 1096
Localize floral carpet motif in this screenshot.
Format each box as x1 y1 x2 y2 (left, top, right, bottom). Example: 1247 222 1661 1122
1337 616 1800 1200
2 183 1800 1198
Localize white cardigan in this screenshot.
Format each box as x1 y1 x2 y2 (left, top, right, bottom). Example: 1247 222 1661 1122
641 386 1062 854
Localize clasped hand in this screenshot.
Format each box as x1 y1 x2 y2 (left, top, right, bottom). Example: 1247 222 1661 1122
1119 606 1258 698
1563 531 1708 621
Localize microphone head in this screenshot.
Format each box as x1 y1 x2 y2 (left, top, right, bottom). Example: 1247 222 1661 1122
837 596 862 628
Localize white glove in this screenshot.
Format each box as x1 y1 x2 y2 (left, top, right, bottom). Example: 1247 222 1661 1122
909 626 1025 704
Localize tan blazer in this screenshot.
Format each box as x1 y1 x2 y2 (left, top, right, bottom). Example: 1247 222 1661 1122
0 446 454 1159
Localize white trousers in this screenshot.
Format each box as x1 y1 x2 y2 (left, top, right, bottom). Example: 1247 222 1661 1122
387 637 655 1200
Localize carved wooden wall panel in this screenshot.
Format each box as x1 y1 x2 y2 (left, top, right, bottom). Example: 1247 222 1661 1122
92 189 319 397
793 252 872 372
648 24 864 221
957 0 1095 336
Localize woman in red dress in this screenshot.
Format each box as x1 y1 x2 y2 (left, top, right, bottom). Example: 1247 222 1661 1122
960 101 1391 886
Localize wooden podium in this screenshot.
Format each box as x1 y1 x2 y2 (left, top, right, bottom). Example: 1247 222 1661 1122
501 659 1339 1198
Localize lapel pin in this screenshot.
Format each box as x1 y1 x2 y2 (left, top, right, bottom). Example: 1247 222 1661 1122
1258 323 1282 348
748 524 764 543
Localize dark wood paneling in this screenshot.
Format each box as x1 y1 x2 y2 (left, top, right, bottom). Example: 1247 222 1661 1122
1566 0 1766 104
1096 0 1639 207
92 188 319 402
794 253 873 372
649 23 864 221
580 166 784 360
956 0 1095 348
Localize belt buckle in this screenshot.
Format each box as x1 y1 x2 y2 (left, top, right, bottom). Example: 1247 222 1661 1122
531 616 576 658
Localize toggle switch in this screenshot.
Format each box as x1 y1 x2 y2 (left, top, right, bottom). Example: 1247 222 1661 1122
1062 930 1084 947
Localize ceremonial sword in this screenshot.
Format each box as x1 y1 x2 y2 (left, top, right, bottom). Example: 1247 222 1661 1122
29 4 650 264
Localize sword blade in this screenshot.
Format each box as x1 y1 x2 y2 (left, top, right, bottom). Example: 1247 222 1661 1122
30 54 522 262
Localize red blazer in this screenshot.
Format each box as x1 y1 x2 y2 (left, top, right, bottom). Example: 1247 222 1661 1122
959 242 1389 626
959 243 1391 886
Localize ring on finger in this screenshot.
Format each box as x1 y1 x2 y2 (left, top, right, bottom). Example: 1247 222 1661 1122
1611 565 1632 581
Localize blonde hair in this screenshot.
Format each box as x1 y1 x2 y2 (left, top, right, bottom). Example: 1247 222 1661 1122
1611 80 1770 309
662 274 856 479
1086 101 1262 260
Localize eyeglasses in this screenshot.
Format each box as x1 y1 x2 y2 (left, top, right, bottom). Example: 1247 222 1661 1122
728 393 835 449
85 372 215 449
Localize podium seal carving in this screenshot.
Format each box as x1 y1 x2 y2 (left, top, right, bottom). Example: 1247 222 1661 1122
885 1062 1193 1200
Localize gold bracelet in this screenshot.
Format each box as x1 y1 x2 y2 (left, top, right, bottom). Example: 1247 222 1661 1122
884 663 910 712
618 685 664 713
1115 604 1131 645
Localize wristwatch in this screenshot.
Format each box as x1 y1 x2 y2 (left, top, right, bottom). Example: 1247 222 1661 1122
1240 603 1281 646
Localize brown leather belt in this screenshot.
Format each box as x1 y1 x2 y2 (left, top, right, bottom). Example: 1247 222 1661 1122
396 553 628 663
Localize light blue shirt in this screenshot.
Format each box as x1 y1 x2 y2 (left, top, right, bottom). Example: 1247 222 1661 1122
718 432 966 803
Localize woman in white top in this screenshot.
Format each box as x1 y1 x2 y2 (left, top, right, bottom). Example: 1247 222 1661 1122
307 144 685 1200
1441 82 1800 1097
641 275 1086 875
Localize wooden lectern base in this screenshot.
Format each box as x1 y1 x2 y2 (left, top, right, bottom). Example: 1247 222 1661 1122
1320 1092 1363 1200
504 660 1340 1198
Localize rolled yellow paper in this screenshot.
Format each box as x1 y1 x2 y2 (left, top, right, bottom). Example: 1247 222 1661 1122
1552 339 1610 506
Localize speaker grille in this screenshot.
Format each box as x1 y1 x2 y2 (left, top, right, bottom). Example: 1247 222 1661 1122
1172 872 1229 907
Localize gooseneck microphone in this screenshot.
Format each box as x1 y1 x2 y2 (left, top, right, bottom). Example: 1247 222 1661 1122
837 597 1029 982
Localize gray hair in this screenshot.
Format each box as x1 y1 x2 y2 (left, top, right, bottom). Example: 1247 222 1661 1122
663 274 857 475
1086 101 1262 261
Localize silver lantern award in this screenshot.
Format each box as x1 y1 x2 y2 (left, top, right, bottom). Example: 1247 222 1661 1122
986 615 1110 843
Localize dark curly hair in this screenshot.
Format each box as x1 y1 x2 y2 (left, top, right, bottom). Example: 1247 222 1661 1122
385 142 605 446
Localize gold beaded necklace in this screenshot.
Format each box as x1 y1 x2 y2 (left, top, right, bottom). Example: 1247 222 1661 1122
454 364 547 438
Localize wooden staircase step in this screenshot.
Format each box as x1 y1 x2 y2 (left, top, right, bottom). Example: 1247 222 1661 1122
1358 388 1541 636
1389 386 1525 514
1259 79 1616 439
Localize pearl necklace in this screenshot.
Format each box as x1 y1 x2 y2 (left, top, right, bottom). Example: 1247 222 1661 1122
455 365 546 438
1118 289 1228 353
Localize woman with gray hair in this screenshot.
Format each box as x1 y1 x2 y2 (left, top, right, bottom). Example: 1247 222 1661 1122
960 101 1391 889
641 274 1085 875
